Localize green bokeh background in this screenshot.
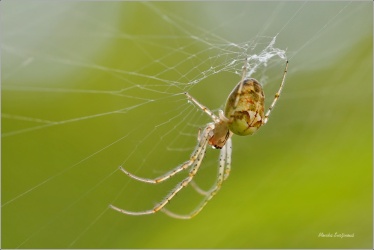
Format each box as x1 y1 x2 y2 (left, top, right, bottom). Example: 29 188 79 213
1 1 372 249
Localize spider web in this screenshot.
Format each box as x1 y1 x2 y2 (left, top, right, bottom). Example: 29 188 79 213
1 1 372 249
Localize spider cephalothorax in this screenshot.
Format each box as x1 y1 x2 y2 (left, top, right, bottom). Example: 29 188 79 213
110 59 288 219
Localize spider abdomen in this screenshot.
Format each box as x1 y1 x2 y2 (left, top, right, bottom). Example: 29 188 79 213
224 78 265 136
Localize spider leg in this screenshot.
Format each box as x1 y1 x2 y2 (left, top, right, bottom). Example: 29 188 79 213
190 180 209 196
119 123 213 184
188 129 232 196
110 125 213 216
233 57 249 108
162 138 232 219
110 138 208 216
119 150 202 184
223 137 232 180
263 60 288 124
189 136 231 195
184 92 220 123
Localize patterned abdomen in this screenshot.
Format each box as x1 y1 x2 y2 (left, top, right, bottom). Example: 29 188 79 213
224 78 265 136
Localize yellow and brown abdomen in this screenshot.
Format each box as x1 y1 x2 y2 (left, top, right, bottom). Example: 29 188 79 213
224 78 265 136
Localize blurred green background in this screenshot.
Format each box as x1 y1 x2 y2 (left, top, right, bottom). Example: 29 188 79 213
1 1 372 249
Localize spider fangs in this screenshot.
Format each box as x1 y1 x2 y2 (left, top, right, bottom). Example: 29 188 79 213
110 59 289 219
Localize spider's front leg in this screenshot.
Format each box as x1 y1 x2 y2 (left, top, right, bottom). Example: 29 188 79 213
110 125 214 216
118 121 213 184
184 92 220 123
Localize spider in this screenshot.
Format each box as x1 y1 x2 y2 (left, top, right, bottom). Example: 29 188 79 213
110 58 289 219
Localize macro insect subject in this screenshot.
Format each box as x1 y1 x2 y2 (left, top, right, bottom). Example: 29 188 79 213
110 58 289 219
